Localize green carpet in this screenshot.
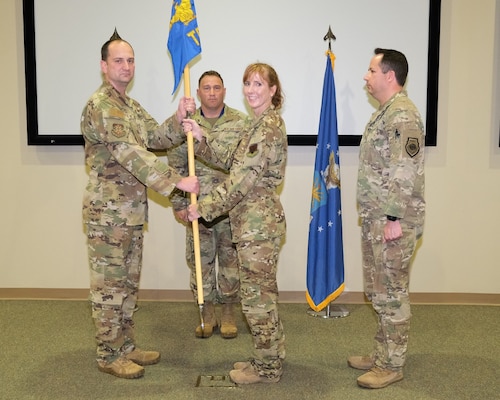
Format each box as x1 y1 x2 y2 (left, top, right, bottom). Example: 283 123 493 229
1 300 498 400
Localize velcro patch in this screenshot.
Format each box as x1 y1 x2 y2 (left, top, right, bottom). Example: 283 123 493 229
405 137 420 157
109 108 125 119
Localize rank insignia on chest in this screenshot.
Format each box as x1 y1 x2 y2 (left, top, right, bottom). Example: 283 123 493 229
111 123 126 138
247 143 258 157
405 137 420 157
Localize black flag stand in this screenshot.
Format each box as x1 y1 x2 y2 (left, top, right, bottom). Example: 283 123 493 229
307 26 350 320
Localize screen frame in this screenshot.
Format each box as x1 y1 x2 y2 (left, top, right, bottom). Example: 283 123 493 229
22 0 440 146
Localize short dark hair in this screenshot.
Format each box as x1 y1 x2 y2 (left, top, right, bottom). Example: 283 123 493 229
374 48 409 86
100 28 132 61
198 70 224 86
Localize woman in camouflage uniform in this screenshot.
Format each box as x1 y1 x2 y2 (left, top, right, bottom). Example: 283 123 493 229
184 63 287 384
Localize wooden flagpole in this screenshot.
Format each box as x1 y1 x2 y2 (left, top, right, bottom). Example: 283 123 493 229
183 64 205 329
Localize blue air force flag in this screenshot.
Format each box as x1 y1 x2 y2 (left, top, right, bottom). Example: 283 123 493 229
306 51 345 312
167 0 201 94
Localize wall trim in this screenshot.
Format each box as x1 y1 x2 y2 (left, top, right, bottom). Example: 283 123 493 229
0 288 498 305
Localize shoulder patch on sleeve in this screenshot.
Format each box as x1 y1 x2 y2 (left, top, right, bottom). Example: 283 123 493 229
405 137 420 157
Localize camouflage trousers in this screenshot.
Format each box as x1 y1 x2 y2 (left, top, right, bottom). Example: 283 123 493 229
236 237 286 379
86 224 143 363
361 219 419 371
185 216 240 304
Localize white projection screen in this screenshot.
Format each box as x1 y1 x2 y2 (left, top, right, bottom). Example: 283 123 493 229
23 0 440 146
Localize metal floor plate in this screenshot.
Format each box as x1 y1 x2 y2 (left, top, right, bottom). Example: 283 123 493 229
196 375 237 388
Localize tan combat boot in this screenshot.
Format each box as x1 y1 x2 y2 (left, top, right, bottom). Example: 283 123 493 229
97 357 144 379
220 303 238 339
195 301 217 338
229 363 281 384
233 361 251 370
356 367 403 389
347 355 373 370
125 348 161 365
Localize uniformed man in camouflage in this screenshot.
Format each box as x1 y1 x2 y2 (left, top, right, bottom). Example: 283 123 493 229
349 48 425 389
80 30 199 379
168 71 246 339
185 63 287 385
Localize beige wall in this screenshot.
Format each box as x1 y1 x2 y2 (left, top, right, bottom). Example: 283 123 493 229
1 0 499 296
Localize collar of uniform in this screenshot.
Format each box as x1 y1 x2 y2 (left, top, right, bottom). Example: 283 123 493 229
102 80 130 105
379 90 408 111
200 104 225 118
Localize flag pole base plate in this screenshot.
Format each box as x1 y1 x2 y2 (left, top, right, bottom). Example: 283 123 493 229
307 304 350 319
196 375 237 387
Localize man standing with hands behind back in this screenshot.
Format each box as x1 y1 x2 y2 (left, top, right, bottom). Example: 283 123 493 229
350 48 425 389
169 70 246 339
81 29 198 379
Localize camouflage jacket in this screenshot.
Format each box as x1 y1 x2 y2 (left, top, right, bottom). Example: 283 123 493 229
196 106 288 242
357 90 425 226
168 105 247 213
81 81 185 226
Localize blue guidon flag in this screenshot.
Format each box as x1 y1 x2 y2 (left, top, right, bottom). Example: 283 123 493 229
306 50 345 312
167 0 201 94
